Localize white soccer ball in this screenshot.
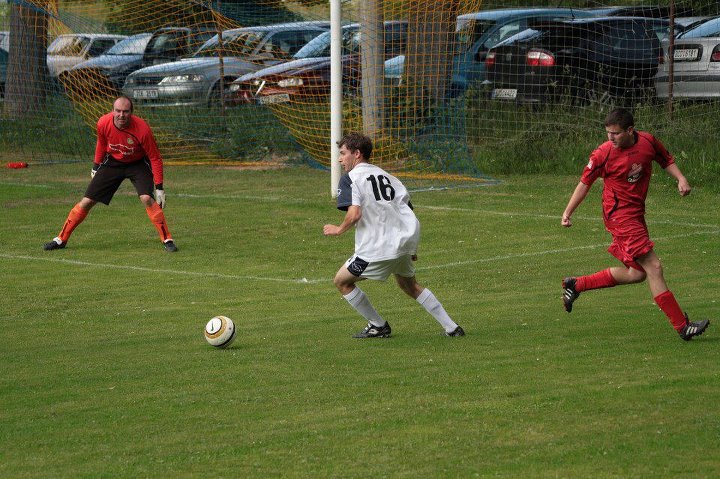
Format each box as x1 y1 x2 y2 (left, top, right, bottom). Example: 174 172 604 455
204 316 237 348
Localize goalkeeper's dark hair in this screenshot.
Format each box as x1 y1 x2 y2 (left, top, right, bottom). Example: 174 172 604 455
604 108 634 130
337 132 372 160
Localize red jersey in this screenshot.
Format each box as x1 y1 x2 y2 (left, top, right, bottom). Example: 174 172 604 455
94 112 163 185
580 131 674 225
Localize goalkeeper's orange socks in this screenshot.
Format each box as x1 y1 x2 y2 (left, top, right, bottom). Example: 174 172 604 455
654 290 687 332
145 203 173 243
575 268 617 292
58 203 89 243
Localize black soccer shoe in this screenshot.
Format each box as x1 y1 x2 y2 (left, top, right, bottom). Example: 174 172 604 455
353 322 391 338
679 315 709 341
164 240 178 252
43 239 66 251
562 277 580 313
445 326 465 337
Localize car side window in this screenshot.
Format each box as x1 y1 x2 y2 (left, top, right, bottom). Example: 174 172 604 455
88 39 116 57
266 31 318 58
148 32 181 57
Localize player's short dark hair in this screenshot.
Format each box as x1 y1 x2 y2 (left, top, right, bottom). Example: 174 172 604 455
337 132 372 160
604 108 634 130
115 95 134 112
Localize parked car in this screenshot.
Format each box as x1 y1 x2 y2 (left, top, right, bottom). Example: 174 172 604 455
485 17 665 106
655 16 720 99
65 27 216 91
142 26 217 66
0 30 8 51
675 15 720 40
451 8 598 95
0 47 7 98
67 33 153 90
229 21 407 105
583 6 695 18
122 21 330 107
47 33 127 77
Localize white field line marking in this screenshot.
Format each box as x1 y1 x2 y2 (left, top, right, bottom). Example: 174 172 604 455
415 229 720 271
422 205 720 229
0 254 309 284
1 229 717 285
0 182 54 188
175 192 310 204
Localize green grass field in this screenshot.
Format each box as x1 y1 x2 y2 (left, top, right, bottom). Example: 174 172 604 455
1 163 718 478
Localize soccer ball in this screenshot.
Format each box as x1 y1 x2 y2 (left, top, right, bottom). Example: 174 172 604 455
204 316 237 348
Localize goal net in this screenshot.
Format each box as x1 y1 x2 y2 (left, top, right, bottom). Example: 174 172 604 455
1 1 719 189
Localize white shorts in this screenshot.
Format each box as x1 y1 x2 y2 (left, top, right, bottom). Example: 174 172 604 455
344 254 415 281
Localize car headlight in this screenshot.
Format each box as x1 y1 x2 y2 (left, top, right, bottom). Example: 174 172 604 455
158 74 205 85
277 77 304 88
228 84 240 92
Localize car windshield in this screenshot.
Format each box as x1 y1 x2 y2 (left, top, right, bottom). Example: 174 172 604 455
48 36 89 55
195 31 264 57
678 17 720 38
106 34 151 55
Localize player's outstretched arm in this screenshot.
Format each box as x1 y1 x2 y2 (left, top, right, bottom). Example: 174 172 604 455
562 182 591 227
664 163 692 197
323 205 362 236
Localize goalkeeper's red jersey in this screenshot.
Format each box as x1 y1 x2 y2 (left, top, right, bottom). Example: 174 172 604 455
94 112 163 185
580 131 674 225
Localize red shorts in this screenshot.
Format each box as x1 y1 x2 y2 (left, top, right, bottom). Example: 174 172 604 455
605 218 653 271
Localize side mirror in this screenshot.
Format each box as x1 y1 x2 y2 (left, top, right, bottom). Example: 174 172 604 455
476 50 488 62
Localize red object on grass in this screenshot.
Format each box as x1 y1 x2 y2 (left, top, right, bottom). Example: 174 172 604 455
7 162 29 169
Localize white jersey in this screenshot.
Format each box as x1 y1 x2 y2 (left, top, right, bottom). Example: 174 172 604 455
336 162 419 261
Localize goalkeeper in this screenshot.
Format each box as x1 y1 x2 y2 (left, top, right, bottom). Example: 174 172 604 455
43 96 178 252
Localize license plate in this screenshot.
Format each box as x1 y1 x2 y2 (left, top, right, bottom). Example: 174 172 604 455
492 88 518 100
133 89 158 99
674 49 699 61
258 93 291 105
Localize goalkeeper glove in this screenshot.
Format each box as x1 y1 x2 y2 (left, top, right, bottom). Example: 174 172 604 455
155 184 166 209
91 164 100 179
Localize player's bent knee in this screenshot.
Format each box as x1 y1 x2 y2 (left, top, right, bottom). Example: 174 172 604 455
139 194 154 207
632 271 647 283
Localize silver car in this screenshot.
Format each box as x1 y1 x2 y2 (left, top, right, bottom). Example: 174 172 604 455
122 21 329 107
655 16 720 99
47 33 127 78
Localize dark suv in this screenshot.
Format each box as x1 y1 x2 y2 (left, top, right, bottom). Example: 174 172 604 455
485 17 665 105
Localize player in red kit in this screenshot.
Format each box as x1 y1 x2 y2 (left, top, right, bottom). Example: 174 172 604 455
560 108 708 341
43 96 178 252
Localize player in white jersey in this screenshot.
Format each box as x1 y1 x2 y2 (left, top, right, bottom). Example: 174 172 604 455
323 132 465 338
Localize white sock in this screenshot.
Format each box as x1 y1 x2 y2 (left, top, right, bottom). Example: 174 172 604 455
343 287 385 327
417 288 458 333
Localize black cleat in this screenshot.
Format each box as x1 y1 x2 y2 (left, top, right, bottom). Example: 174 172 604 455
353 322 391 338
43 238 66 251
164 240 178 252
679 315 709 341
562 277 580 313
445 326 465 337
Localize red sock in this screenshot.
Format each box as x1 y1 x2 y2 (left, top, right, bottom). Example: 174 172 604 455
145 203 172 243
654 290 687 331
576 269 617 292
58 203 89 242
